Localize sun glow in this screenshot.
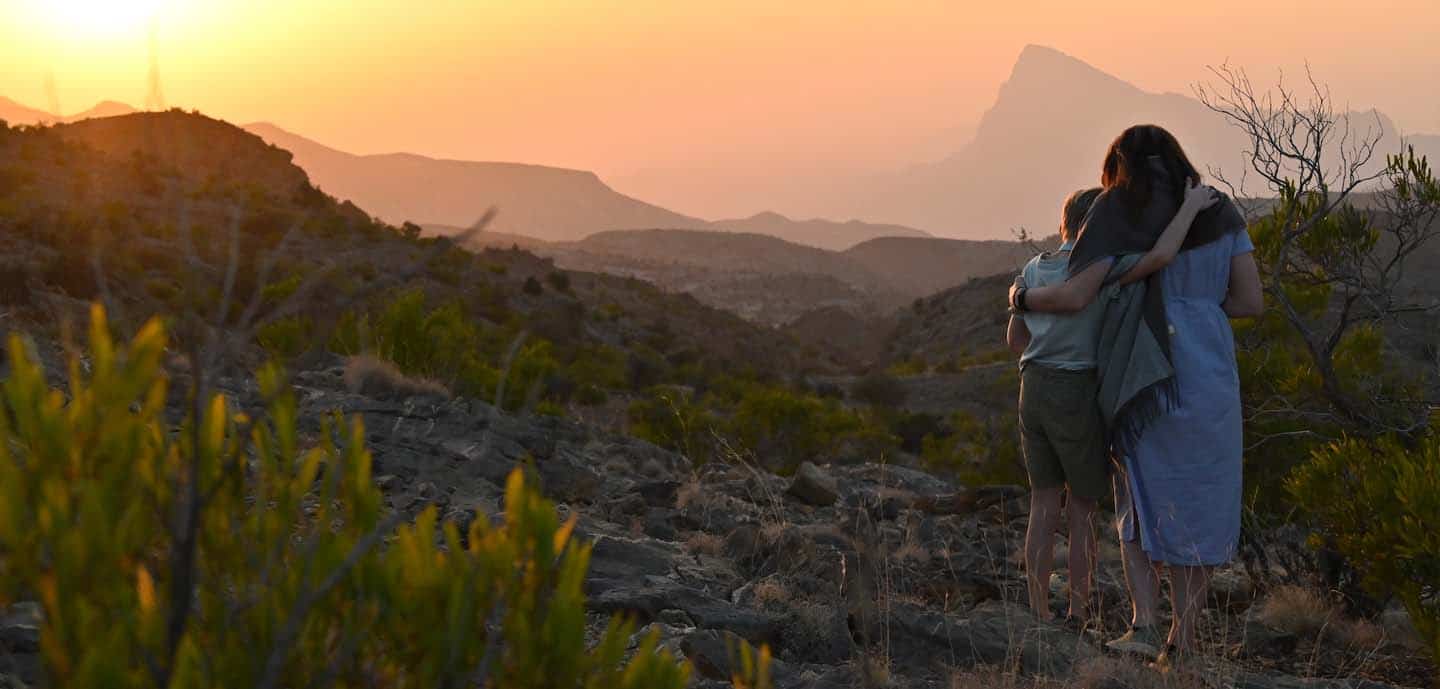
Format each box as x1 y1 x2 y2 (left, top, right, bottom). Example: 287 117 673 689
31 0 168 39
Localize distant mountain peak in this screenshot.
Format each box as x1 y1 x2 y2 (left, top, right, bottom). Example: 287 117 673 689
1005 44 1138 94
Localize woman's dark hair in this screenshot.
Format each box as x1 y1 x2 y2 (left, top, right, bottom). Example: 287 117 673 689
1101 124 1200 216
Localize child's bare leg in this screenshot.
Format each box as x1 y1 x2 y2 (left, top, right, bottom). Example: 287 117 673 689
1066 493 1098 619
1025 486 1063 620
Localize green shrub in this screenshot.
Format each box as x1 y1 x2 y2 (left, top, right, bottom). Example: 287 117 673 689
852 370 906 408
628 385 720 463
256 314 312 359
546 271 572 292
729 384 894 470
0 306 693 688
920 411 1024 486
523 276 543 295
886 358 929 376
1287 432 1440 666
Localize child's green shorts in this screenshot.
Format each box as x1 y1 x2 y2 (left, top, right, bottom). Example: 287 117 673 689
1018 364 1110 500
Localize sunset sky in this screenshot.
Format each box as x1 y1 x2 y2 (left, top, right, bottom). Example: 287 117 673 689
3 0 1438 218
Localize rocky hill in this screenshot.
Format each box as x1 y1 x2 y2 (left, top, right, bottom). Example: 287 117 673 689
843 236 1039 297
58 111 314 202
486 229 1039 328
713 211 931 251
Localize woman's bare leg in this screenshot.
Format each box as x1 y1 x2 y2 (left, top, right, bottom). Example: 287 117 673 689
1166 564 1213 651
1025 486 1063 620
1120 537 1161 627
1065 494 1098 619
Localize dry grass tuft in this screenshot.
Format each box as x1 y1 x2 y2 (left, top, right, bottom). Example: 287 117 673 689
343 355 450 400
675 478 702 509
752 577 790 608
1069 657 1209 689
1257 585 1338 637
684 532 724 557
1330 617 1386 649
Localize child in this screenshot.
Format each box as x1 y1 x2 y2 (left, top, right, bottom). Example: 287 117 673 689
1006 188 1108 626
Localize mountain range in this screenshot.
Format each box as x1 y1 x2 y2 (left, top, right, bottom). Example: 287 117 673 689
244 122 933 250
8 44 1437 247
0 97 139 126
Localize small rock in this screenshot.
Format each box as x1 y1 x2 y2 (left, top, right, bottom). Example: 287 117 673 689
1380 605 1424 649
0 602 42 654
1208 568 1256 609
635 480 682 507
1239 605 1297 658
681 630 791 682
657 609 696 627
787 462 839 506
375 474 400 491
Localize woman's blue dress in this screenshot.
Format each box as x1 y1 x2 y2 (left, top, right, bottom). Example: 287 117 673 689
1116 229 1254 566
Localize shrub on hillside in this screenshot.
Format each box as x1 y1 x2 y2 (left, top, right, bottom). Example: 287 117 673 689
629 385 721 463
343 354 451 400
852 370 906 408
920 411 1024 486
546 270 572 292
1287 432 1440 665
0 307 692 688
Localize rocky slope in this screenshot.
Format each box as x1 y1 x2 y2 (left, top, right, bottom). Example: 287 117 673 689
9 362 1428 688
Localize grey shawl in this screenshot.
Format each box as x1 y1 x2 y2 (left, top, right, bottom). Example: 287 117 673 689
1091 255 1176 448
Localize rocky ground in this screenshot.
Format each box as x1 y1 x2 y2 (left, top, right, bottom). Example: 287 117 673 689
0 360 1432 688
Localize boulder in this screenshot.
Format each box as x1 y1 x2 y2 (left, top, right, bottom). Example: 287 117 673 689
0 603 41 653
681 630 793 682
787 462 839 506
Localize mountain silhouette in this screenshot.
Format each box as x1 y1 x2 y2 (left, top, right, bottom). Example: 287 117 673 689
245 122 932 248
714 211 929 251
0 98 138 125
844 44 1440 238
244 122 707 242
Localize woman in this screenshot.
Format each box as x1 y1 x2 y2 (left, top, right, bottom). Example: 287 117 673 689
1009 125 1264 668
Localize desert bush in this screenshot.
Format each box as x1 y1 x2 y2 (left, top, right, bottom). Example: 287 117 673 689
546 271 571 292
852 370 906 407
728 384 895 470
629 385 721 463
1257 585 1339 637
331 290 507 403
343 354 451 400
256 314 312 359
920 411 1025 486
523 276 543 295
1287 432 1440 665
0 306 692 688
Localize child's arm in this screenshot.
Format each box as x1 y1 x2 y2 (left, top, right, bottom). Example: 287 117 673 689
1010 260 1110 314
1006 314 1031 355
1116 180 1221 285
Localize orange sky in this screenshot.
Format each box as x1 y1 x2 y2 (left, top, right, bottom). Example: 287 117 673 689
3 0 1439 217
